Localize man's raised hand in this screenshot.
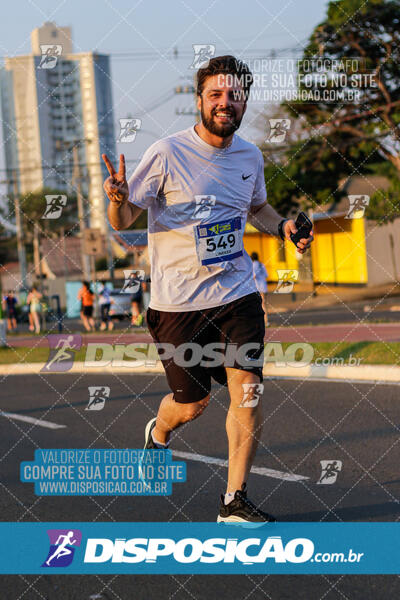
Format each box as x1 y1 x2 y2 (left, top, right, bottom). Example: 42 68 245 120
102 153 129 204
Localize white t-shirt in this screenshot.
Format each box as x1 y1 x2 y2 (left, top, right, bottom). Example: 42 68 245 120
127 126 267 311
253 260 268 293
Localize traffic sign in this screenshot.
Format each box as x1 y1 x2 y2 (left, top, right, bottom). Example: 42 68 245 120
83 228 103 256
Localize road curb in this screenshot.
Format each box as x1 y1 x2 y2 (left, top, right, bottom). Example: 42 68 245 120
1 361 399 383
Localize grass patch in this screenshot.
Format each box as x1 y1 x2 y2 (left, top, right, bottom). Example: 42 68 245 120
0 342 400 366
299 342 400 366
0 346 87 365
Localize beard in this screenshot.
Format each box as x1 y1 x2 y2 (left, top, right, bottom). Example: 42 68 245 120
200 102 244 138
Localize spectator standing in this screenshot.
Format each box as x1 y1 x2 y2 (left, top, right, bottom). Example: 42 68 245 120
2 290 18 332
77 281 95 332
27 286 42 334
99 282 114 331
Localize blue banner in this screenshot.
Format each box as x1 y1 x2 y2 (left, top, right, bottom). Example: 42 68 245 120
0 522 399 574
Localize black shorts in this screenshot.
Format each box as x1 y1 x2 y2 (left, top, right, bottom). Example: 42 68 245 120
83 305 93 317
131 291 142 303
146 292 265 404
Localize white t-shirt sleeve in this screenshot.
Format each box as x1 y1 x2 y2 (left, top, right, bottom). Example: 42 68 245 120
127 144 165 210
250 150 267 208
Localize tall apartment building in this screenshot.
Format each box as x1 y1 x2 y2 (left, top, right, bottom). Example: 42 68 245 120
0 22 116 232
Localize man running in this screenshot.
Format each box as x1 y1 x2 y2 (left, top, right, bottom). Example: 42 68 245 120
102 55 313 524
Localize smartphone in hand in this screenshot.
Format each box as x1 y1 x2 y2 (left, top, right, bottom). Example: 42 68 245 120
290 212 313 247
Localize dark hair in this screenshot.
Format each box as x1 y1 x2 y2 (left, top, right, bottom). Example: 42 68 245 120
251 252 259 261
83 281 91 290
196 55 253 101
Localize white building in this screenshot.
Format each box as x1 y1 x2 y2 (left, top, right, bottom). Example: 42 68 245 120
0 22 116 232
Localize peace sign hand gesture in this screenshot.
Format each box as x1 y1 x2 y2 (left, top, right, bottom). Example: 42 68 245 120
102 153 129 204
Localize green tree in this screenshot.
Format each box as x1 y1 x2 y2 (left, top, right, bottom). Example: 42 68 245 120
266 0 400 222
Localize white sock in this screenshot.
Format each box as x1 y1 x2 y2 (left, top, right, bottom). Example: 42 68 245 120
224 492 235 505
151 431 169 449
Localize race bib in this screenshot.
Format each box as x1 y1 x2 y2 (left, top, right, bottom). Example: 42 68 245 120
194 217 243 266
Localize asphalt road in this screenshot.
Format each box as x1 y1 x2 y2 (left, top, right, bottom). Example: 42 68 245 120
271 306 400 327
1 373 399 599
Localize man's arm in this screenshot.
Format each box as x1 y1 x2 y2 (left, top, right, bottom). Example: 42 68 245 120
107 200 143 231
102 153 143 231
248 201 283 236
248 201 313 254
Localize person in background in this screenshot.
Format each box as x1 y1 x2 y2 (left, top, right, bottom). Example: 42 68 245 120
2 290 18 332
251 252 269 326
27 286 42 334
131 278 144 327
77 281 95 332
99 281 114 331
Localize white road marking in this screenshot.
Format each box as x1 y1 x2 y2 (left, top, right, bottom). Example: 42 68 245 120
172 450 308 482
0 411 66 429
266 376 400 386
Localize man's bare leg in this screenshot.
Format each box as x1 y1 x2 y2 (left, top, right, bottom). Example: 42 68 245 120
152 392 210 445
225 368 263 493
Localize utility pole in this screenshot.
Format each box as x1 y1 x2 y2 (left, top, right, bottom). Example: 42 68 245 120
174 85 199 119
71 143 91 280
11 170 29 291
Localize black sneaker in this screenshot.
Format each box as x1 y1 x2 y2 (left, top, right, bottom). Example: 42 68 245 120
217 483 276 526
139 418 158 484
143 417 157 450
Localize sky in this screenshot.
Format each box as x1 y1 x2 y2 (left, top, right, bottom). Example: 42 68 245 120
0 0 329 179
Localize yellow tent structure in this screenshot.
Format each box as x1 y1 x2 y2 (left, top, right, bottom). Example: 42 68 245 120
243 215 368 285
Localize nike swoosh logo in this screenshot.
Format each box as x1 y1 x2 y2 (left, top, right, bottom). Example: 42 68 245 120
242 173 252 180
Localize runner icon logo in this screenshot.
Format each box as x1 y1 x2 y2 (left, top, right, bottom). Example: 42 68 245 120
122 270 145 293
345 195 370 219
190 44 216 69
86 386 110 411
118 118 142 143
267 119 291 143
239 383 264 408
274 270 299 294
192 195 216 219
41 334 82 373
38 45 62 69
42 529 82 567
42 195 67 219
317 460 343 485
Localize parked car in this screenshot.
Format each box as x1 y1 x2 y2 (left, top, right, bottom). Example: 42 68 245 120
108 290 132 321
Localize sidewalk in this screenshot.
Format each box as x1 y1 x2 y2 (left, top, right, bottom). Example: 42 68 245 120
1 359 399 384
5 322 400 346
267 282 400 312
